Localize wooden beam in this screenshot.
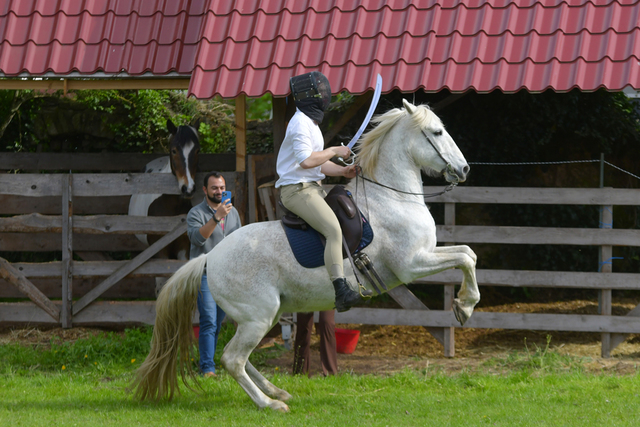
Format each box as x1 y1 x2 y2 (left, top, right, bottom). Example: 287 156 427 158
0 195 130 215
235 94 246 172
0 301 201 325
600 204 613 357
11 259 186 278
0 172 241 197
436 225 640 247
0 213 185 234
61 174 73 328
0 78 190 91
415 269 640 290
0 257 60 322
335 308 640 334
0 233 147 252
272 97 287 157
423 186 640 206
72 222 188 315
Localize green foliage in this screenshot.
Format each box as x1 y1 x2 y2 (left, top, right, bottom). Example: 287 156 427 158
198 121 234 153
246 93 272 121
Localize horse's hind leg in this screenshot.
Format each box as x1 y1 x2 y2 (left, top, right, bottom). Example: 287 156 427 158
221 321 290 412
245 361 292 402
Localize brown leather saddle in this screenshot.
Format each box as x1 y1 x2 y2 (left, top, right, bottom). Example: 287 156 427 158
280 185 365 257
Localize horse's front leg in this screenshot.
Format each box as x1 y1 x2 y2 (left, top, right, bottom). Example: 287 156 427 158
401 246 479 325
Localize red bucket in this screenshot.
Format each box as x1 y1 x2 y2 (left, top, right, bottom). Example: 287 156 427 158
193 326 200 338
335 328 360 354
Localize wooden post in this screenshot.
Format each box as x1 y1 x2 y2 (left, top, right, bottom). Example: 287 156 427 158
61 174 73 328
600 203 613 357
272 97 287 156
443 202 456 357
235 94 246 172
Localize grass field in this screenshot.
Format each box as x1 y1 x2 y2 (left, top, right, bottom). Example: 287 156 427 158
1 326 639 426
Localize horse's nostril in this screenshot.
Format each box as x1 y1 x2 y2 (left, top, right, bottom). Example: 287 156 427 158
181 185 188 194
463 165 470 175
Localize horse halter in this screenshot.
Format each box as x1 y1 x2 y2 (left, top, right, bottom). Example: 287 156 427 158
421 129 461 185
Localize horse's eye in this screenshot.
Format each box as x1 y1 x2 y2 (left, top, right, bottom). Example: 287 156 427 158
434 130 443 136
171 149 177 154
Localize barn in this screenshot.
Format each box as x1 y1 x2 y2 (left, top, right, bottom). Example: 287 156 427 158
1 0 640 357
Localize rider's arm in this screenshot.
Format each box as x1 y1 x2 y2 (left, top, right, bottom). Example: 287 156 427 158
320 161 354 177
299 147 342 169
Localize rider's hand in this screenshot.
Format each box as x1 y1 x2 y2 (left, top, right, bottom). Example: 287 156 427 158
343 164 357 178
332 145 351 159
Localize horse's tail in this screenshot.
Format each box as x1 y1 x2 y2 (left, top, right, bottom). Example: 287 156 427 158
132 253 208 401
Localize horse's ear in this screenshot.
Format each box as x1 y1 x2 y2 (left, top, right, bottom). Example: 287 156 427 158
402 98 416 115
191 117 203 131
167 119 178 135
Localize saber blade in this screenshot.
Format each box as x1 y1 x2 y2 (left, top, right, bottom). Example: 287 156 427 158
346 74 382 150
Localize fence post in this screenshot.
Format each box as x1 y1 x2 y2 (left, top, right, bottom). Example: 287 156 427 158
443 202 456 357
600 202 613 358
61 173 73 328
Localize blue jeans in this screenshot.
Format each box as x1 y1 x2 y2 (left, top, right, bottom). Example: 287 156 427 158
197 273 226 374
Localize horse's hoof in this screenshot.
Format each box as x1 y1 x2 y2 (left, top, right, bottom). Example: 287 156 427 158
268 400 290 413
452 299 470 326
277 391 293 402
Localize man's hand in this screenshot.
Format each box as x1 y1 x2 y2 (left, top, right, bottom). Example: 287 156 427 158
215 201 233 221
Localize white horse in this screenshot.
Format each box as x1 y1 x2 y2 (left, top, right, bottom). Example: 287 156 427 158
132 99 480 412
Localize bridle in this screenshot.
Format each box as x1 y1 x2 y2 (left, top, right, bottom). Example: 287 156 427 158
354 129 462 198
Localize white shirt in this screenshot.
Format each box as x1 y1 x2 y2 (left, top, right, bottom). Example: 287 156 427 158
275 109 326 187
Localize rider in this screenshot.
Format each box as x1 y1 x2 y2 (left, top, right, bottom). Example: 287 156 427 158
276 71 372 312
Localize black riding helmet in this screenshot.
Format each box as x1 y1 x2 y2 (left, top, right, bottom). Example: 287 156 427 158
289 71 331 123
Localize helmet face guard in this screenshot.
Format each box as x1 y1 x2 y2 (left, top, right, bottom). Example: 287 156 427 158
290 71 331 111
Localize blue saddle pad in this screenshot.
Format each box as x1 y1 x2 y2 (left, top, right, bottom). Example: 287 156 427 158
283 212 373 269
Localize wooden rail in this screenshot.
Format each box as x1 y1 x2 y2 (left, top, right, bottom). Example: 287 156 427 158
1 168 639 359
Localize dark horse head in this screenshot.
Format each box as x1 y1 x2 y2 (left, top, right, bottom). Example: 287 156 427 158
167 120 200 199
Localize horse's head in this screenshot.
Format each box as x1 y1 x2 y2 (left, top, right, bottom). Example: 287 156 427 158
402 99 469 184
167 120 200 199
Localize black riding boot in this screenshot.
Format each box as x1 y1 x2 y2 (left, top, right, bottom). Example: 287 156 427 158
332 278 372 313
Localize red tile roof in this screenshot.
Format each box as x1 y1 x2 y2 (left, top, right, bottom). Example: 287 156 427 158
1 0 640 99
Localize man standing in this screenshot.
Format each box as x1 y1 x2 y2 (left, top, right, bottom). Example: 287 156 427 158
187 172 242 377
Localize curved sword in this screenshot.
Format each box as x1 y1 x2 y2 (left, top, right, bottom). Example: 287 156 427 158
347 73 382 150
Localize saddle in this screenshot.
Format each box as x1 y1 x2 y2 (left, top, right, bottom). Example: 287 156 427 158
280 185 373 267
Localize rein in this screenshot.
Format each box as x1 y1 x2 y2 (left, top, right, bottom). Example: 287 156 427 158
356 173 458 198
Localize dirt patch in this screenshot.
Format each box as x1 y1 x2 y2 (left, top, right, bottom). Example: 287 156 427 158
265 299 640 376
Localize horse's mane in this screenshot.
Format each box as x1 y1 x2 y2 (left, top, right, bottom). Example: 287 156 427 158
356 103 438 179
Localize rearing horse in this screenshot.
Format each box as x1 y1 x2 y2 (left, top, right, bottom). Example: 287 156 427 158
133 100 480 411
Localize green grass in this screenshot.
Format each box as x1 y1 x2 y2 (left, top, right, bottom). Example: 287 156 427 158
1 327 639 426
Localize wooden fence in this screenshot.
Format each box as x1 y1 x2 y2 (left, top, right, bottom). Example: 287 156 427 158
2 152 639 357
0 153 253 328
333 186 640 357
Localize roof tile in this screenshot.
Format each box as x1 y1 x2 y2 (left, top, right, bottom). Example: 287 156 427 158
1 0 640 97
